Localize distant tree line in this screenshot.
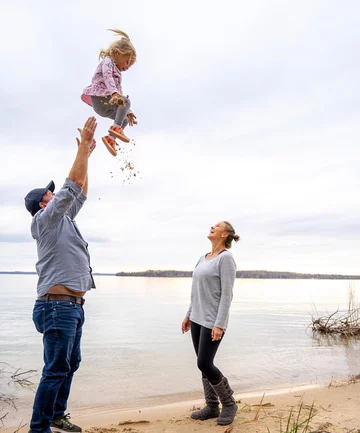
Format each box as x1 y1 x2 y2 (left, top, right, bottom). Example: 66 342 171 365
2 270 359 280
115 270 360 279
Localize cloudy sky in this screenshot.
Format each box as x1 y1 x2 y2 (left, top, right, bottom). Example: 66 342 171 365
0 0 359 274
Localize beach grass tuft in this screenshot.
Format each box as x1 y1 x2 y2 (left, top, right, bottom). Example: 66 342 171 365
273 402 315 433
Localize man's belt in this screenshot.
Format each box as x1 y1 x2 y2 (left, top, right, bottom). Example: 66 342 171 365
37 294 85 305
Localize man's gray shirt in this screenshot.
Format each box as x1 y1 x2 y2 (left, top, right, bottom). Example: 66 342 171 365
31 178 95 297
186 250 236 330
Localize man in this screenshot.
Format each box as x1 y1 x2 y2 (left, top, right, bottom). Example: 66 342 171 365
24 117 97 433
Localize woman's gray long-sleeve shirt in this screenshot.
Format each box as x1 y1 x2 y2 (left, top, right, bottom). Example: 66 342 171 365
186 250 236 330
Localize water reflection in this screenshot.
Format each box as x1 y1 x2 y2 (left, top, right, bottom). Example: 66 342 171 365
312 332 360 378
312 332 360 348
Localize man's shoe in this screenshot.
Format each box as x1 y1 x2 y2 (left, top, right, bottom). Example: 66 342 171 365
51 414 82 433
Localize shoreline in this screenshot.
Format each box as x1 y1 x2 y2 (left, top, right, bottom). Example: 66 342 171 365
2 271 360 280
2 378 359 433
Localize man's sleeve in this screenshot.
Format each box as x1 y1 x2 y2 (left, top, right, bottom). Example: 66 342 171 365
38 178 83 227
67 192 87 220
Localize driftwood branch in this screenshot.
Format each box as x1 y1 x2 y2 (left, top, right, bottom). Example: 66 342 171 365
0 412 9 427
13 419 27 433
311 286 360 336
311 307 360 336
10 369 37 388
0 364 37 429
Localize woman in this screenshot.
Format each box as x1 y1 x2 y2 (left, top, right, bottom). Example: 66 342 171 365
182 221 239 426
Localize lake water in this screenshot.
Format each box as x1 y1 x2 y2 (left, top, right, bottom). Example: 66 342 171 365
1 275 360 416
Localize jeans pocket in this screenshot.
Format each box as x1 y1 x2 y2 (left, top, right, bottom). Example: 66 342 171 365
53 303 80 337
33 304 45 334
79 307 85 328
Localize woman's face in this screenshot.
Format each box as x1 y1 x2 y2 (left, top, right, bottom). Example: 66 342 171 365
207 221 227 241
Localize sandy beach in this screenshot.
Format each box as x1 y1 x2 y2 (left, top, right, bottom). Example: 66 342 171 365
3 379 359 433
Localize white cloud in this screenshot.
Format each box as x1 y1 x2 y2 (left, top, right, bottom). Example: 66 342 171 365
0 0 359 274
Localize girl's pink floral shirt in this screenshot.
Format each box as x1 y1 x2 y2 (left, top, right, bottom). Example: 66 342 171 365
81 56 124 106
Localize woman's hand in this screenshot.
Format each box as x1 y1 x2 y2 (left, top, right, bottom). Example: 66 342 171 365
211 326 223 341
182 317 191 334
127 112 137 126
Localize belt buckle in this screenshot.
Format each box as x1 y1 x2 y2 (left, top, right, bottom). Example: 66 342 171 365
74 296 84 305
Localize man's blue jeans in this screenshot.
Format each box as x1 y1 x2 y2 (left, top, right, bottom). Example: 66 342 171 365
30 300 85 433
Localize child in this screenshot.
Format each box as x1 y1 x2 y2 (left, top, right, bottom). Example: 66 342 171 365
81 29 137 157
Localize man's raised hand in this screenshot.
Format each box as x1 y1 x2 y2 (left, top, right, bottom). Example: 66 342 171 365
79 117 97 143
76 117 97 156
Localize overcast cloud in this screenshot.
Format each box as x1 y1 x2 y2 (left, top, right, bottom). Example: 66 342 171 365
0 0 359 274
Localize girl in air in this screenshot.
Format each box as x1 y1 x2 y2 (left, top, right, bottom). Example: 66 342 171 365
81 29 137 156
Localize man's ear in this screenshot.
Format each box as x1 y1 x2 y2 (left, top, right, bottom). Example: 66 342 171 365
39 202 46 209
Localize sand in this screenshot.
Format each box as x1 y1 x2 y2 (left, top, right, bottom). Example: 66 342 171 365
3 379 359 433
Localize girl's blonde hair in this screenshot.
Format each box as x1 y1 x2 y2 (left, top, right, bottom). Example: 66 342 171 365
223 221 240 249
99 29 137 64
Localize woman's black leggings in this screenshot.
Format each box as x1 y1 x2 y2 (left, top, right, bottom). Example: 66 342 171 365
190 321 223 385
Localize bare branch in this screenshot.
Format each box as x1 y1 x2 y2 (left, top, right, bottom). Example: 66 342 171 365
13 419 27 433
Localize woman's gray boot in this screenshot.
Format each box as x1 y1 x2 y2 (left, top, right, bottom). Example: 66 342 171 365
212 376 238 425
191 377 220 420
